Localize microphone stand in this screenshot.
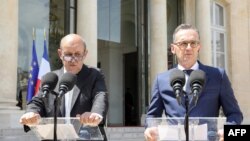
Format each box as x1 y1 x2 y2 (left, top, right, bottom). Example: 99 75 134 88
183 92 190 141
51 91 60 141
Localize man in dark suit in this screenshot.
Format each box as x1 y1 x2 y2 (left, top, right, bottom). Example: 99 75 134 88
20 34 109 140
144 24 243 141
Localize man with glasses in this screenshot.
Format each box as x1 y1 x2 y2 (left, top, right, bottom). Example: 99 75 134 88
144 24 243 141
20 34 109 141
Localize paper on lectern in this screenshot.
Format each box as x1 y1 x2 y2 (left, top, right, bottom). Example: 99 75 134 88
158 124 208 140
33 124 79 140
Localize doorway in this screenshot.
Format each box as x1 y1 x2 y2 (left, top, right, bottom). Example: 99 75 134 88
124 52 138 126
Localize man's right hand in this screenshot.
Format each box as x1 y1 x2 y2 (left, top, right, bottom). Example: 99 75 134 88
144 127 158 141
19 112 41 126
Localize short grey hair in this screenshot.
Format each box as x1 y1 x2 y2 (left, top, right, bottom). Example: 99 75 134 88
172 24 200 42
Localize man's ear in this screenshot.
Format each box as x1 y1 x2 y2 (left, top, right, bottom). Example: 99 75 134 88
170 44 176 54
197 44 201 52
82 49 88 60
84 49 88 56
57 48 63 60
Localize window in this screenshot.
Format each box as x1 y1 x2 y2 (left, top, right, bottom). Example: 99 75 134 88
49 0 76 70
211 1 227 69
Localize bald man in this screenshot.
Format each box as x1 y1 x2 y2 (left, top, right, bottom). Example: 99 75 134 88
20 34 109 140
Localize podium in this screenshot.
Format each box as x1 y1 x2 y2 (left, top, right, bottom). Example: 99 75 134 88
146 117 226 141
28 117 104 141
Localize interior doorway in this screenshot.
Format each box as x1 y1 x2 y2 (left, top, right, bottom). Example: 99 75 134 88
124 52 138 126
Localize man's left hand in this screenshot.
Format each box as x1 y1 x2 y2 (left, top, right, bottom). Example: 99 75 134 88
218 129 224 141
77 112 103 126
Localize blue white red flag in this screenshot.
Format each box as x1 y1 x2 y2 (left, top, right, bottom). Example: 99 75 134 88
35 39 51 95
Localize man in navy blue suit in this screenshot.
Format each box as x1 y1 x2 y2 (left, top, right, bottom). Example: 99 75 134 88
144 24 243 141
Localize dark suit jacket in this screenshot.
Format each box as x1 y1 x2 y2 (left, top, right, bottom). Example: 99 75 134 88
146 61 243 124
25 64 108 140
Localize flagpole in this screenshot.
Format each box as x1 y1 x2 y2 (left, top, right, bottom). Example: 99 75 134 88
44 28 46 41
33 27 36 40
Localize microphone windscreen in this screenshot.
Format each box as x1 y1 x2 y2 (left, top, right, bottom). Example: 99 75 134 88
41 72 58 90
170 69 186 87
59 72 77 91
188 70 206 86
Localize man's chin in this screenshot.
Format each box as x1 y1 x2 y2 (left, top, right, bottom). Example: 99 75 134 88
67 69 79 74
181 61 194 68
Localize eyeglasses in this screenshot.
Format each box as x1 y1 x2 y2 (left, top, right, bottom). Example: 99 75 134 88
62 54 84 62
173 41 200 49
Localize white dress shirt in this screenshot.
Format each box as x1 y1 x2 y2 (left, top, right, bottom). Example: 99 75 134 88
63 68 74 118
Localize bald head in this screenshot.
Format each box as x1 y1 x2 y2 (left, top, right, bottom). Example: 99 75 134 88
58 33 88 74
60 34 87 49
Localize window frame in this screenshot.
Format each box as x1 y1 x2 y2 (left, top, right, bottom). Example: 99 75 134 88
211 1 228 70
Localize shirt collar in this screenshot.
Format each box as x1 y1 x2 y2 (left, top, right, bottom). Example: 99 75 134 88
177 61 199 71
63 68 66 73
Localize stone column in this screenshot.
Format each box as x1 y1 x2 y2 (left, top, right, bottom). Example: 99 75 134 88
229 0 250 123
77 0 98 67
0 0 24 130
149 0 168 89
196 0 212 65
184 0 196 25
0 0 19 110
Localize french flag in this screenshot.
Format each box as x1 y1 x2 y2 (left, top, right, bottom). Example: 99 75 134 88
35 40 51 95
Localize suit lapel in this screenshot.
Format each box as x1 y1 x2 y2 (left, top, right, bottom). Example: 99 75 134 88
69 65 90 112
189 62 208 110
198 62 208 87
71 85 80 111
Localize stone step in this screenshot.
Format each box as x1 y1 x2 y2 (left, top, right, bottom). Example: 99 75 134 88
106 127 145 141
0 128 38 141
0 127 146 141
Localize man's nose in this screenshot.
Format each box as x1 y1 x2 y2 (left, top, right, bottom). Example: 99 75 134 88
186 43 192 49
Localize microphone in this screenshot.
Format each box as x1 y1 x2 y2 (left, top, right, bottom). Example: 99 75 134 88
41 72 58 98
58 72 77 98
188 70 206 106
170 69 186 105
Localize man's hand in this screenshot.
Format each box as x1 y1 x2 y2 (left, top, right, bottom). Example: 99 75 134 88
218 129 224 141
144 127 158 141
77 112 103 126
19 112 41 126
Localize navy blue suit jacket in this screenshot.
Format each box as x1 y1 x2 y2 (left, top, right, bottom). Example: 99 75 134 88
146 62 243 124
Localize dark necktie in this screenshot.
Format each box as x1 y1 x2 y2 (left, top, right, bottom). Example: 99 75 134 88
183 69 193 95
183 69 193 76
